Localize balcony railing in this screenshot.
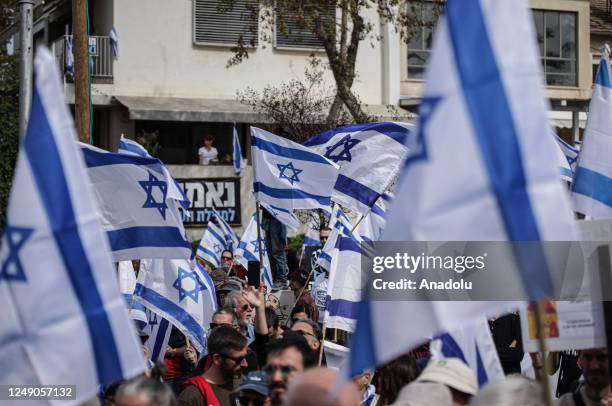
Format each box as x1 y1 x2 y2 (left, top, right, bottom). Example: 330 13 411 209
52 35 114 79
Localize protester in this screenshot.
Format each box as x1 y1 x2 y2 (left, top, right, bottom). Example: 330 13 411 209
414 358 477 406
375 354 420 405
352 370 378 406
290 304 312 323
291 318 322 352
391 382 452 406
217 277 244 306
488 313 524 375
164 327 193 394
558 348 611 406
230 371 271 406
284 367 360 406
115 376 177 406
264 331 317 405
178 326 249 406
266 307 283 339
470 375 544 406
220 249 247 280
547 351 582 397
261 208 289 290
288 268 319 323
198 135 218 165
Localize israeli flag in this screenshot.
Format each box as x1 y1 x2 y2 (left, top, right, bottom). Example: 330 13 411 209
81 144 192 261
144 311 172 363
430 318 505 386
316 208 355 271
110 26 119 58
0 48 143 400
212 208 239 251
196 221 226 268
324 235 362 332
304 122 414 214
234 213 274 289
134 258 216 353
260 202 300 231
118 134 191 210
572 46 612 218
356 197 387 242
303 227 321 247
348 0 576 378
65 36 74 77
251 127 339 211
554 132 579 172
118 260 149 334
233 125 245 176
554 132 574 183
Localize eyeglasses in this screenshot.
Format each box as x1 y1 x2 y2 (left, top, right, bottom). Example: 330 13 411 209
221 353 247 365
241 304 254 312
581 353 608 362
238 395 265 406
264 364 297 377
296 329 315 338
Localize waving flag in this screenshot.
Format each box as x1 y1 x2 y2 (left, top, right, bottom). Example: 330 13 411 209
303 227 321 247
260 202 300 231
554 132 574 183
212 208 239 251
233 125 245 176
134 259 216 353
356 197 387 242
347 0 576 378
65 36 75 77
304 122 413 214
554 133 579 172
251 127 339 211
144 311 172 363
197 221 226 268
234 213 274 289
430 318 504 386
118 260 149 334
118 135 190 210
81 144 192 261
110 26 119 58
0 48 143 401
316 207 355 271
572 47 612 217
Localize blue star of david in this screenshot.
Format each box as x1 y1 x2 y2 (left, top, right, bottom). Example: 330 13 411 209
1 224 34 282
277 162 302 185
213 243 223 255
172 267 206 303
324 135 361 163
250 239 267 256
139 170 168 219
147 310 158 326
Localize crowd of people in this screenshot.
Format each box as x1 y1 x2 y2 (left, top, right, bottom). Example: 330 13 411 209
98 226 612 406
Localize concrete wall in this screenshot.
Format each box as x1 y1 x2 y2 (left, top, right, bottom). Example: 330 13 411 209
89 1 385 105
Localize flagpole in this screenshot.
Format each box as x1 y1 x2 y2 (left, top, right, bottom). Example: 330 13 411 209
255 201 264 287
318 323 327 366
284 267 315 327
533 301 554 406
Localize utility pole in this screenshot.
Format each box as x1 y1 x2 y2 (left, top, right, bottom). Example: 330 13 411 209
18 0 35 140
73 0 90 142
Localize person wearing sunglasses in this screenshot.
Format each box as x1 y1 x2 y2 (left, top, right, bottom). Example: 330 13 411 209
290 319 321 352
558 348 610 406
264 332 317 406
178 326 248 406
230 371 270 406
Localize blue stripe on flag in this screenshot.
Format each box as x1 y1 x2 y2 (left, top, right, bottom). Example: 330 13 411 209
199 246 220 263
334 175 380 209
371 203 385 217
319 251 332 263
82 146 160 168
119 140 147 157
595 59 612 89
326 298 360 319
107 226 192 251
151 318 170 362
254 182 331 206
475 347 487 386
208 227 226 246
135 284 206 346
560 167 573 179
573 167 612 207
304 122 410 147
350 301 377 376
447 0 552 298
251 135 333 165
25 86 123 384
337 236 361 254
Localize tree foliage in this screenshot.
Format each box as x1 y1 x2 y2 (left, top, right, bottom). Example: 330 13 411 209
0 54 19 232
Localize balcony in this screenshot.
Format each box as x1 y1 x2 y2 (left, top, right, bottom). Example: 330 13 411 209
52 35 114 81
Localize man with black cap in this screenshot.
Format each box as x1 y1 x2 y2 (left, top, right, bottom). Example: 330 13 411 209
231 371 270 406
288 268 319 323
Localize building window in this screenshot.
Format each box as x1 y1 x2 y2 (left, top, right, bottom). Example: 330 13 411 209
532 10 577 87
274 4 335 50
406 1 440 80
193 0 258 47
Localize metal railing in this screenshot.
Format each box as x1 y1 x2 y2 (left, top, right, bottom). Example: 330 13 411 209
51 34 114 79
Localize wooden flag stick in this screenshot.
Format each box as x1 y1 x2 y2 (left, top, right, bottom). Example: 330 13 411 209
533 301 554 406
255 201 265 287
318 323 327 366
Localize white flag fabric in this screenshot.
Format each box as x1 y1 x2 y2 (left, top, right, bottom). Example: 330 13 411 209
316 208 354 271
234 213 274 289
118 260 149 334
118 135 191 210
196 221 226 268
233 125 245 176
572 47 612 217
554 132 579 180
304 122 414 214
260 202 300 231
212 208 239 252
356 197 387 242
110 26 119 58
251 127 339 211
81 144 192 261
0 48 143 402
430 318 505 387
134 259 217 353
554 132 574 183
144 310 172 363
303 227 321 247
347 0 576 378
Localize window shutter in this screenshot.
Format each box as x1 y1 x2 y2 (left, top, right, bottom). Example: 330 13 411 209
275 4 335 50
193 0 259 46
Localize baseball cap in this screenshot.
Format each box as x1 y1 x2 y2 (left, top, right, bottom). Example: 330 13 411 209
238 371 269 396
218 278 243 293
416 358 477 396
